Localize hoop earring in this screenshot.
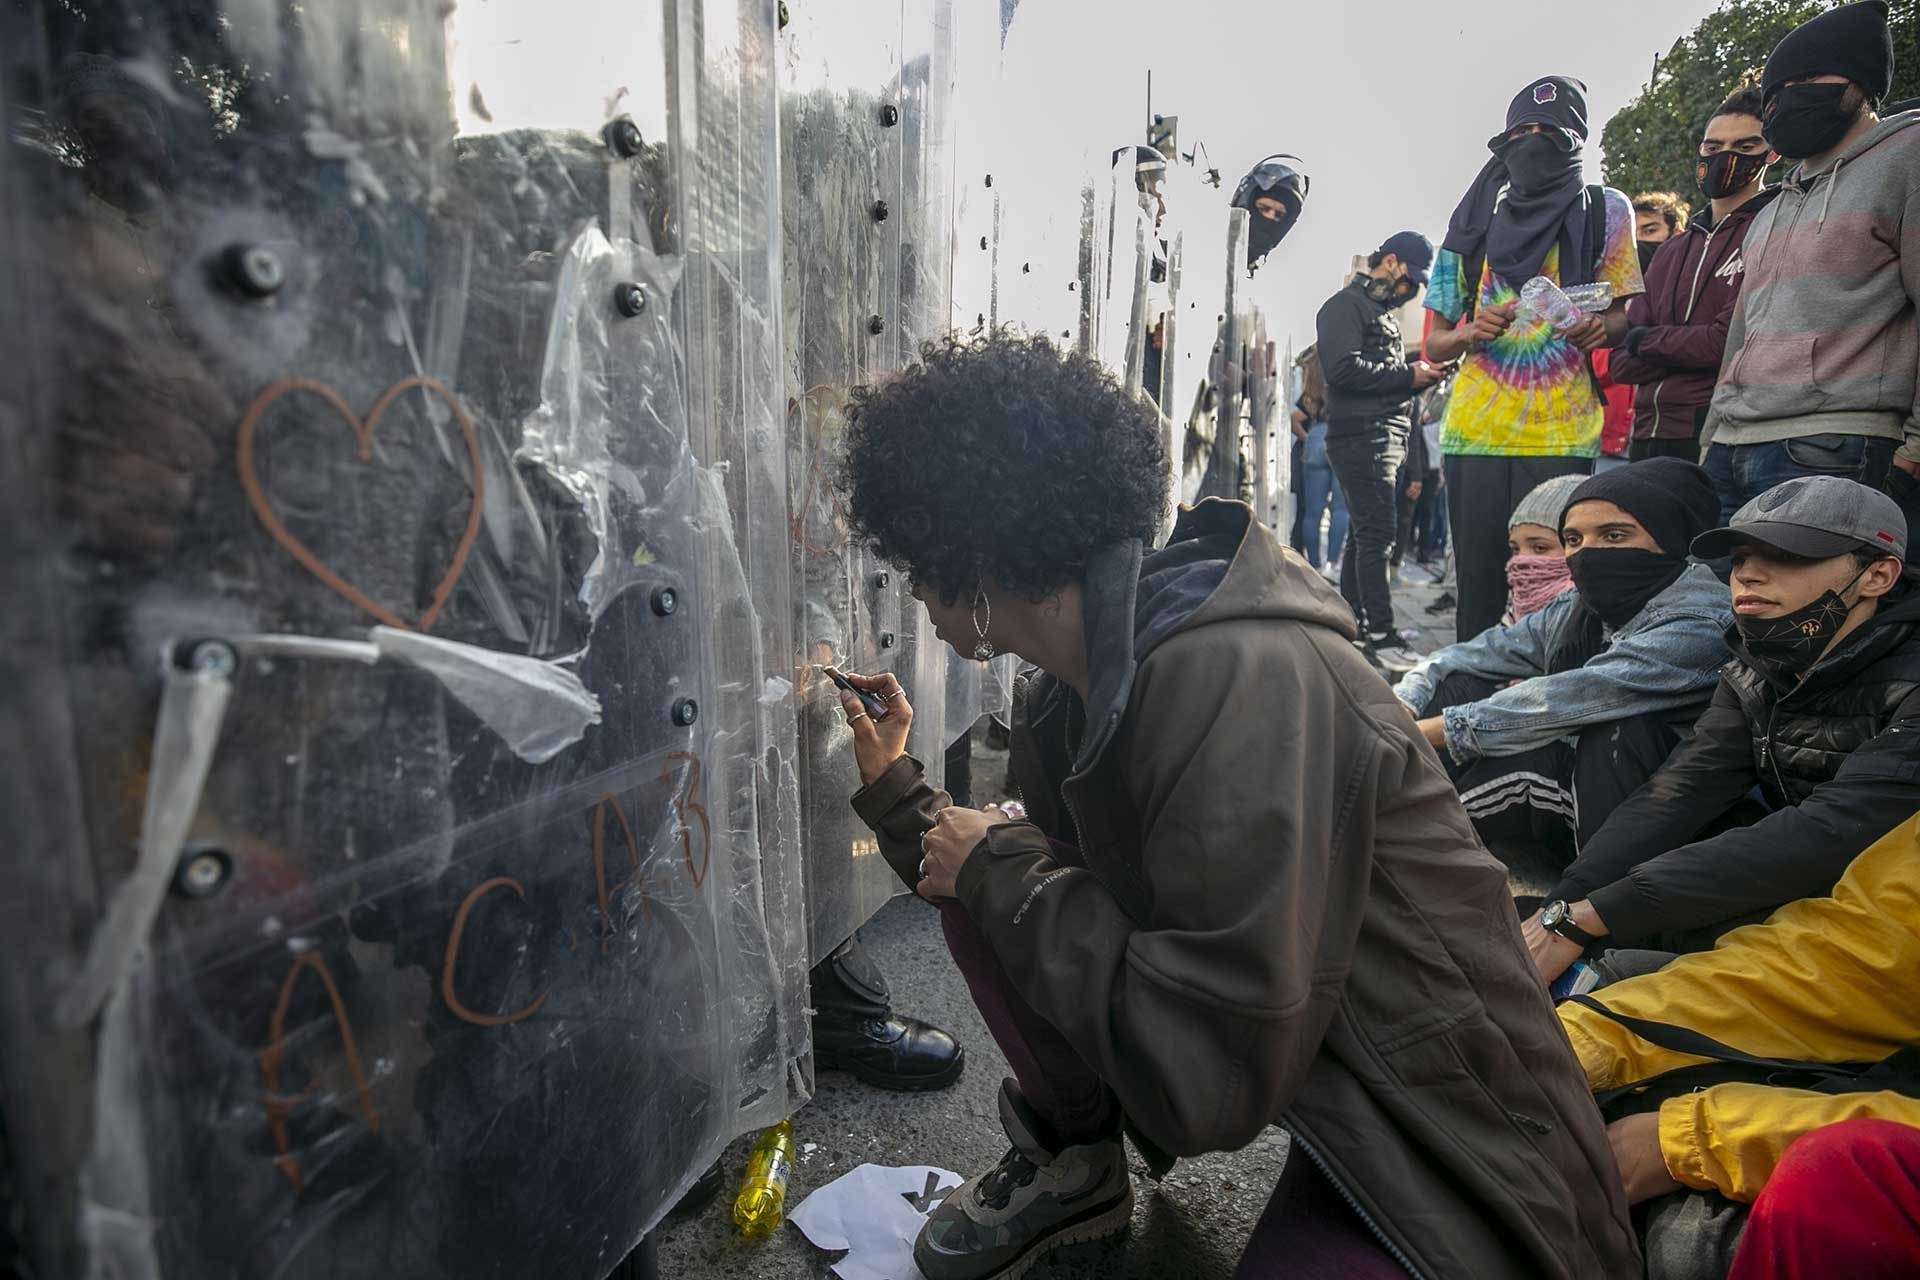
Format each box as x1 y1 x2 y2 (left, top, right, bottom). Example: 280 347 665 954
971 587 995 661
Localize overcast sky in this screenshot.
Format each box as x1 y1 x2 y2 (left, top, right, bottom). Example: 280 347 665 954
1033 0 1733 353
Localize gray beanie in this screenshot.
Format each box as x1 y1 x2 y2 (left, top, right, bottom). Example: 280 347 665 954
1509 474 1585 533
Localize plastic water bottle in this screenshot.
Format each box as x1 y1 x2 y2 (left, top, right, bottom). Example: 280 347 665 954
733 1119 797 1239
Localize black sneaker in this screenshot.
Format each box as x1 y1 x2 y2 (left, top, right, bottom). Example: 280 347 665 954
915 1081 1132 1279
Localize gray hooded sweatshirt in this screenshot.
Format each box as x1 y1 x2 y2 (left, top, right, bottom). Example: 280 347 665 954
1702 110 1920 459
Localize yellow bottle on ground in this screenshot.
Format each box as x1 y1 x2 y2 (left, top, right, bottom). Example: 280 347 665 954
732 1119 796 1239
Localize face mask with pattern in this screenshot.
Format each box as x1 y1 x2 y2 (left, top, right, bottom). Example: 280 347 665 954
1734 565 1867 681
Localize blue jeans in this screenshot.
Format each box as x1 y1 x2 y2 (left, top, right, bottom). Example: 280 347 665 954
1298 422 1349 569
1702 434 1896 525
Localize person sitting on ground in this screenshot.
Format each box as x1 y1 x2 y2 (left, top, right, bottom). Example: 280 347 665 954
1556 811 1920 1280
828 331 1639 1280
1393 460 1730 883
1527 476 1920 983
1502 473 1584 625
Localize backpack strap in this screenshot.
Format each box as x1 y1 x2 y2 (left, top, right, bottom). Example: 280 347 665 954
1583 184 1608 284
1567 994 1912 1110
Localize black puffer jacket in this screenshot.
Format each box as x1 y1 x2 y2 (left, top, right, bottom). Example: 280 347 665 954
1314 274 1416 427
1554 585 1920 945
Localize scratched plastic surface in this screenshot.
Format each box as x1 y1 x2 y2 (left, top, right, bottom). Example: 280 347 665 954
0 2 807 1277
778 0 971 963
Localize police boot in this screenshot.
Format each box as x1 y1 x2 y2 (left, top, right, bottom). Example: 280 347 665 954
811 933 965 1091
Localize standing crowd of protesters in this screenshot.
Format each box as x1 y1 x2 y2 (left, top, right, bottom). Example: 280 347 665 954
818 4 1917 1277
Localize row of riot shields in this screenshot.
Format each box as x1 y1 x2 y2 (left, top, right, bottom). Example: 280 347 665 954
0 0 993 1275
0 0 1280 1275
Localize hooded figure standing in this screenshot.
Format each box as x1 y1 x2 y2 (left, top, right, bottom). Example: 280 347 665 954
1697 1 1920 535
1424 77 1647 642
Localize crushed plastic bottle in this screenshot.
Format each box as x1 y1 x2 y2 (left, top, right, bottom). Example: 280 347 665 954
1518 276 1582 333
1562 282 1615 314
733 1119 797 1239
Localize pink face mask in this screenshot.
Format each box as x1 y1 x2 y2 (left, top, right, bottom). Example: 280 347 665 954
1506 553 1575 623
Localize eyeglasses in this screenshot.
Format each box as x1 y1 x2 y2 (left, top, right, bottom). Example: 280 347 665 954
1698 137 1770 157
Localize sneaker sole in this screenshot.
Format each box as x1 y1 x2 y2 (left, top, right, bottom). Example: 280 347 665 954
921 1188 1134 1280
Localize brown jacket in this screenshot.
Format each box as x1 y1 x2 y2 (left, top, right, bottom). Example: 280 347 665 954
853 500 1639 1278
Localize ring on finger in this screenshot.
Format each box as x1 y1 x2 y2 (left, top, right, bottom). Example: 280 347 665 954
848 711 870 725
917 856 928 880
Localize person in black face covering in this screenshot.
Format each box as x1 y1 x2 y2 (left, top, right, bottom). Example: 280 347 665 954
1391 458 1731 886
1530 476 1920 987
1424 76 1648 645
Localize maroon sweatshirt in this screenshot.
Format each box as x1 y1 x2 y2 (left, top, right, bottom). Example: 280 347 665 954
1609 187 1780 443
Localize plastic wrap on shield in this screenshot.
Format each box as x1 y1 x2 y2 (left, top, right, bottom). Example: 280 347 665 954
0 3 804 1277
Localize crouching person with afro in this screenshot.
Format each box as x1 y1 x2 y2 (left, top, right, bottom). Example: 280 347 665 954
825 329 1640 1279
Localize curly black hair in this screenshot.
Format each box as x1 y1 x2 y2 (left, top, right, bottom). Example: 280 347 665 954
835 330 1170 605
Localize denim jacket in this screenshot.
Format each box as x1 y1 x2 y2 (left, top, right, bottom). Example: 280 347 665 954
1393 564 1732 763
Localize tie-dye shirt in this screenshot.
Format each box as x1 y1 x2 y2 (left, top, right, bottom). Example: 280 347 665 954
1424 188 1644 457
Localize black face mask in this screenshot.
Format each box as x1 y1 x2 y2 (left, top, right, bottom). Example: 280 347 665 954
1636 239 1661 272
1566 547 1687 630
1763 82 1859 160
1697 149 1769 200
1734 567 1866 681
1501 130 1579 195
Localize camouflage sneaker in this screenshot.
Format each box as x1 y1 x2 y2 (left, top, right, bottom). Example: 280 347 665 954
914 1080 1132 1279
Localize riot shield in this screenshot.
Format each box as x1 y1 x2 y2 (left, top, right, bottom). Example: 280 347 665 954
1155 167 1234 509
963 0 1111 354
0 2 805 1276
1197 208 1255 503
1099 159 1153 391
778 0 969 962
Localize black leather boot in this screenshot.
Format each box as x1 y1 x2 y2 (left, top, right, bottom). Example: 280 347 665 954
811 933 965 1091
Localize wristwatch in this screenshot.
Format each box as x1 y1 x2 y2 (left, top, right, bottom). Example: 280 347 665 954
1540 900 1600 948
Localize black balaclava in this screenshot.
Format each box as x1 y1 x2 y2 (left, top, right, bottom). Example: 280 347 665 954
1761 0 1893 106
1444 77 1593 287
1550 459 1721 669
1760 1 1891 159
1232 155 1308 270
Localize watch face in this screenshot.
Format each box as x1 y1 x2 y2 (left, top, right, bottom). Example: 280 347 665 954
1543 901 1567 929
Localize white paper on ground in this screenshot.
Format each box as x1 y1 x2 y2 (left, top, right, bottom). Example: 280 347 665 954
789 1162 963 1280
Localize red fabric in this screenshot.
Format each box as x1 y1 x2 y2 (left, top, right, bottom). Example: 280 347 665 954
1728 1118 1920 1280
1592 347 1634 458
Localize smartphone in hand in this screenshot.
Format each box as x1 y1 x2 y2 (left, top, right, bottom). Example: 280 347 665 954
821 666 890 721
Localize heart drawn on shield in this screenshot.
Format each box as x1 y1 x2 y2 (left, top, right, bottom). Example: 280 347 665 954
235 375 486 633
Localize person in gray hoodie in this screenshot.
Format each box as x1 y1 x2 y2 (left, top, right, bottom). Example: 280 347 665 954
1699 0 1920 527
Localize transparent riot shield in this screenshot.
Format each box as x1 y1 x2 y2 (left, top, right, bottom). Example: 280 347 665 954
0 2 805 1276
960 0 1111 353
1098 159 1154 392
1246 313 1287 531
778 0 968 963
1197 209 1256 503
1156 169 1235 509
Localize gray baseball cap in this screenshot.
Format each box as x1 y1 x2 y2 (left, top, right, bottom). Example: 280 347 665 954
1691 476 1907 561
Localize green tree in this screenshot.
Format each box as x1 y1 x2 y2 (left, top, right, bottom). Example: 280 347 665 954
1602 0 1920 203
